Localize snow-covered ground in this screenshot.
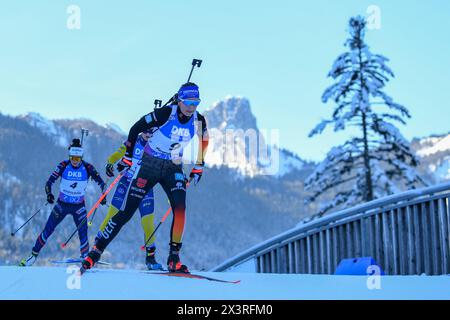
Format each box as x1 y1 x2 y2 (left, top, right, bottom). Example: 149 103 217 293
1 266 449 300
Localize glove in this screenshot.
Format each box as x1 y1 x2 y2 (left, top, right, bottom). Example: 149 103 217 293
47 193 55 204
189 165 203 186
100 195 107 206
117 156 132 173
105 163 115 177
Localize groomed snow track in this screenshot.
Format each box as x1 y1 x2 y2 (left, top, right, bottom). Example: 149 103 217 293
1 266 449 300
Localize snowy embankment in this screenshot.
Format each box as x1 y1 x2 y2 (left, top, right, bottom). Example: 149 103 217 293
1 266 449 300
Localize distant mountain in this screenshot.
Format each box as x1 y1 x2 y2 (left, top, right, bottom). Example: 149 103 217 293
105 123 127 136
411 132 450 182
204 96 306 177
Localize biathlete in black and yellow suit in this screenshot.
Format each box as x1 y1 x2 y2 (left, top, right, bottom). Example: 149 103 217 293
98 131 162 270
82 82 209 273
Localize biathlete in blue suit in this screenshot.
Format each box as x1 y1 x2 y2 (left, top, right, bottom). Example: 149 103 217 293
20 139 106 266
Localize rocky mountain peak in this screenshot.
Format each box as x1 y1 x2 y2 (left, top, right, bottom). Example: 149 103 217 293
204 96 258 132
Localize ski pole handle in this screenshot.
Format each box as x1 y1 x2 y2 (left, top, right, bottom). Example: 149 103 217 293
87 208 98 227
81 128 89 146
11 202 48 236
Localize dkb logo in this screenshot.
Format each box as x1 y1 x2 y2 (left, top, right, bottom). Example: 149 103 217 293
134 148 142 157
171 126 190 137
68 171 82 178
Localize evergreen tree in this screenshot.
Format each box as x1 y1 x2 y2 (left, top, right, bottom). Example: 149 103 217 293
305 16 425 216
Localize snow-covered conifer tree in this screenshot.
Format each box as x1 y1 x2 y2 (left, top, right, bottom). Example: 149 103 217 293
305 16 425 216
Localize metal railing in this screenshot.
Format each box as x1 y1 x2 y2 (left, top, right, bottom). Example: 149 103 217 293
211 182 450 275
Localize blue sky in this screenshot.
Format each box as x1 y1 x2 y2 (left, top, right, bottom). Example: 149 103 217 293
0 1 449 161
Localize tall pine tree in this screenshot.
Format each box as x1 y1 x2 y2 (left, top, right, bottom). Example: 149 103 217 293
305 16 425 216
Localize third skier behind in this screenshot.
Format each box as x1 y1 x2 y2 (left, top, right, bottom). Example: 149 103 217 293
99 130 163 270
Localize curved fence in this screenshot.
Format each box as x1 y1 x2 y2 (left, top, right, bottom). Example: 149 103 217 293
211 182 450 275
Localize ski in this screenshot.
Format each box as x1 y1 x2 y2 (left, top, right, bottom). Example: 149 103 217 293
49 258 111 266
76 268 240 283
144 271 241 284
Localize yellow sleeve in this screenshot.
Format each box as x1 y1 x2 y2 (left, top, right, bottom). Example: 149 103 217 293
107 144 127 165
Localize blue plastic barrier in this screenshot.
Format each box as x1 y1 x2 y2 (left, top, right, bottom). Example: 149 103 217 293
334 257 385 275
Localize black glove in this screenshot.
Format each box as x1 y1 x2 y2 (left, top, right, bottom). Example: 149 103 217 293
100 195 107 206
189 165 204 186
47 193 55 204
117 156 132 173
105 163 115 177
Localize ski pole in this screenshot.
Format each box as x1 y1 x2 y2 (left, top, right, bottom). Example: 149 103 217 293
140 205 172 251
81 128 89 146
10 202 48 236
87 207 99 227
88 177 111 227
140 182 191 251
61 172 124 249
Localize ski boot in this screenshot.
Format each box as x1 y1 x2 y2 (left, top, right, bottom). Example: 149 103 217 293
80 245 102 274
145 246 163 271
80 249 89 260
167 242 189 273
19 251 38 267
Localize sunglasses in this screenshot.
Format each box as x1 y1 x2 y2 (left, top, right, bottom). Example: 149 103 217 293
180 98 201 107
70 156 82 162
